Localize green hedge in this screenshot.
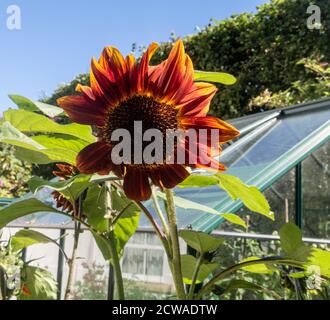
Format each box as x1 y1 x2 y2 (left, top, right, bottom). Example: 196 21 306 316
44 0 330 119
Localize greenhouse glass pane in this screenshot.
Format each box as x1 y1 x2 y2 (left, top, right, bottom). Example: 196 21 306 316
122 248 145 275
145 249 164 277
175 104 330 231
302 141 330 239
223 168 296 234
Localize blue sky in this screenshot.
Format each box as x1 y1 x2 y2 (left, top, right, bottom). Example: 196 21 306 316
0 0 268 114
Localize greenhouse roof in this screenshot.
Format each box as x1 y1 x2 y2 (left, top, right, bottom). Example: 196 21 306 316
2 97 330 232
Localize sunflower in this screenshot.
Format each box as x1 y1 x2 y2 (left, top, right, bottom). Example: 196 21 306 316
51 164 78 214
57 40 239 201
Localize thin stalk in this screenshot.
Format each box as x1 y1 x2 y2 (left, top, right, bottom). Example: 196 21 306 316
164 188 186 300
107 230 125 300
64 220 81 300
197 258 304 299
134 200 171 259
105 181 125 300
0 267 6 300
188 254 204 299
110 180 171 259
151 186 169 237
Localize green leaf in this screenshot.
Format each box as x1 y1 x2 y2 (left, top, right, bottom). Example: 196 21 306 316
83 185 109 233
91 231 113 261
0 121 45 150
157 192 219 215
178 175 219 188
279 223 304 255
14 147 58 165
305 249 330 278
288 246 330 278
224 279 266 292
0 199 62 228
220 213 247 229
194 71 237 85
19 266 57 300
11 230 54 252
288 272 307 279
28 175 92 201
9 95 63 118
0 122 82 165
216 174 274 220
239 257 276 274
179 230 223 253
89 187 140 259
4 109 95 143
220 279 280 299
32 134 89 154
112 188 140 256
181 255 218 284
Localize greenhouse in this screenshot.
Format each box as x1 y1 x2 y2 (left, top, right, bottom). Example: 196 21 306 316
1 97 329 300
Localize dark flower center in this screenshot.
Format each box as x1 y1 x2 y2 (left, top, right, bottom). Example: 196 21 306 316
101 95 179 166
104 95 178 137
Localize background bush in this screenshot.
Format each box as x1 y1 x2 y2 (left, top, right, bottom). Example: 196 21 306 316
44 0 330 119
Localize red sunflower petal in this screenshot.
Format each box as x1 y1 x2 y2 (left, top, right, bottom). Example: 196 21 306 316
76 141 113 174
150 165 189 189
137 42 159 94
100 47 127 80
90 58 122 105
125 54 138 95
167 55 195 104
194 157 226 171
123 167 151 201
180 116 240 143
100 47 130 97
155 40 187 102
76 84 96 101
177 82 217 117
57 95 106 126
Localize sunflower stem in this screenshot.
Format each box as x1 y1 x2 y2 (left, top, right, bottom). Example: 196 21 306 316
105 181 125 300
151 185 170 238
64 220 81 300
188 253 204 300
164 188 186 300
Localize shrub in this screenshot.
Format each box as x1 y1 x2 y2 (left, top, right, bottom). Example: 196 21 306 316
43 0 330 119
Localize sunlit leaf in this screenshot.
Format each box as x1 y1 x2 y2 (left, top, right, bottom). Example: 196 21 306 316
239 257 276 274
216 174 274 220
194 71 237 85
178 175 219 188
220 213 247 229
9 94 63 118
0 121 45 150
32 134 89 154
4 109 95 143
0 122 81 165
